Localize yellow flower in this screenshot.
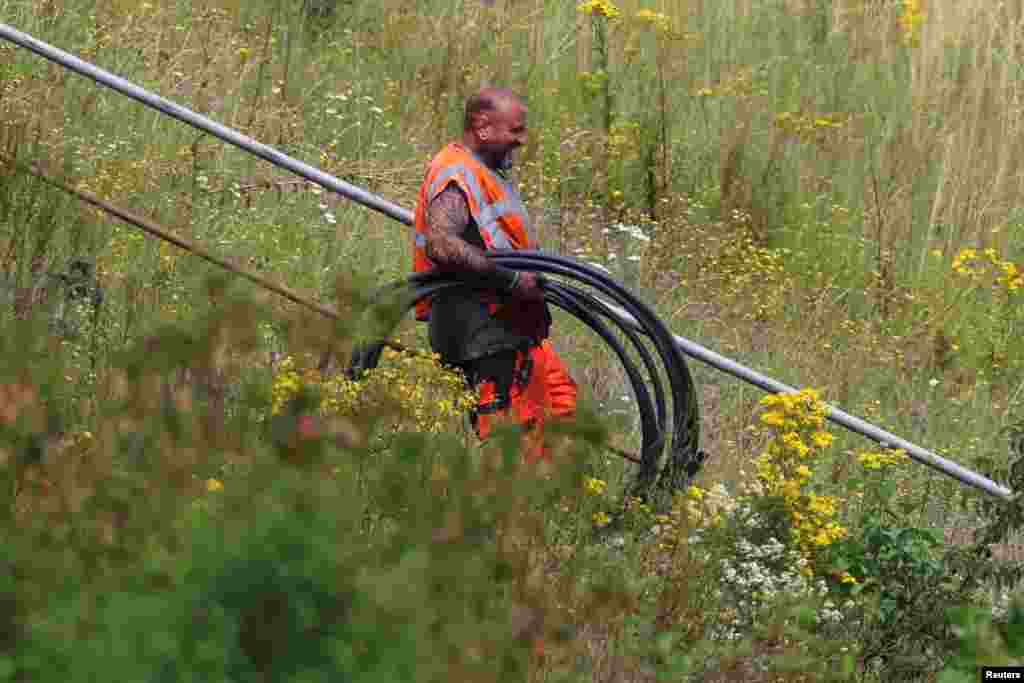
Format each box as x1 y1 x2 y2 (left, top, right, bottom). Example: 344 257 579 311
578 0 620 18
810 431 834 449
635 8 671 31
584 476 608 496
951 247 984 276
797 388 821 404
806 494 837 517
759 410 788 427
897 0 925 46
840 572 858 585
205 478 224 493
592 511 612 528
781 431 810 457
856 448 906 470
686 485 704 500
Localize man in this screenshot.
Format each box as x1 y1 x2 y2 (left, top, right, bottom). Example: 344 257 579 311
412 88 577 462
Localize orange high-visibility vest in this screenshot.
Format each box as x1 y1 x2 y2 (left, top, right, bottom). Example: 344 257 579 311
412 143 534 321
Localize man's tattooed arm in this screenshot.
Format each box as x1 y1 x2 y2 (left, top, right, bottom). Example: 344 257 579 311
424 184 506 281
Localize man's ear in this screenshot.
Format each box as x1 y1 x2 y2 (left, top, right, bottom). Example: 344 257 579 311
476 112 491 140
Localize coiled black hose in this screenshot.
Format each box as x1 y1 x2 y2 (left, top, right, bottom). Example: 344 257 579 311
349 251 704 499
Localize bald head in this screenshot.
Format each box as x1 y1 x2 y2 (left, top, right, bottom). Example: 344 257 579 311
464 88 523 133
462 88 528 171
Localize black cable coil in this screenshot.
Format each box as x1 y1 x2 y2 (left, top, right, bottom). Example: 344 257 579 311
348 251 706 500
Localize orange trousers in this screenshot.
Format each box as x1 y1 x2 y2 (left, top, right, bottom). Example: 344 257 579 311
472 340 577 463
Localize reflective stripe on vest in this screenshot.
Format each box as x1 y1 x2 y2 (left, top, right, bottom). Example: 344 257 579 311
428 163 485 208
428 166 524 250
413 144 534 320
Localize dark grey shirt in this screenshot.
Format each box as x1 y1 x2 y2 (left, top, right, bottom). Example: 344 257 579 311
427 216 533 365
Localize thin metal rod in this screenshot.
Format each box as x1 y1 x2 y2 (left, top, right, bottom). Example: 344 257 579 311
0 23 415 227
0 154 342 321
2 24 1013 501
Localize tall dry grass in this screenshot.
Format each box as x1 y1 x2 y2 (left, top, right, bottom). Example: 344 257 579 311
3 2 1024 677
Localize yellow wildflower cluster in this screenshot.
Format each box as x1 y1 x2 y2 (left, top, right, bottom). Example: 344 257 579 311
651 483 736 551
856 447 908 470
635 8 671 32
271 347 477 435
951 247 1024 292
951 248 984 276
774 111 846 148
270 356 321 414
897 0 925 47
700 229 796 322
577 0 620 19
756 390 847 560
583 476 608 497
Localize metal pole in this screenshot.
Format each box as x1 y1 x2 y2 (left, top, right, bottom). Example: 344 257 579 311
1 154 342 321
0 23 415 227
597 300 1015 501
1 24 1014 502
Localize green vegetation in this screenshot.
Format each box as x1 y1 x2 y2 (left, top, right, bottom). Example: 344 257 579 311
3 0 1024 679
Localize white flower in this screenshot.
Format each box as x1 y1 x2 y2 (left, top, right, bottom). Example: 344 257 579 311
929 378 940 387
323 212 337 225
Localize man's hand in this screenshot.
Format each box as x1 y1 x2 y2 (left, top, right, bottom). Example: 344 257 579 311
499 271 550 340
511 271 545 305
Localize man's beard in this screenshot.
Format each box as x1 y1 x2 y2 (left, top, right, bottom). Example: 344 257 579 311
497 148 516 171
479 141 517 171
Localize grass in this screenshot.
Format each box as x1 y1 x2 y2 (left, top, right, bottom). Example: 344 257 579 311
3 0 1024 679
